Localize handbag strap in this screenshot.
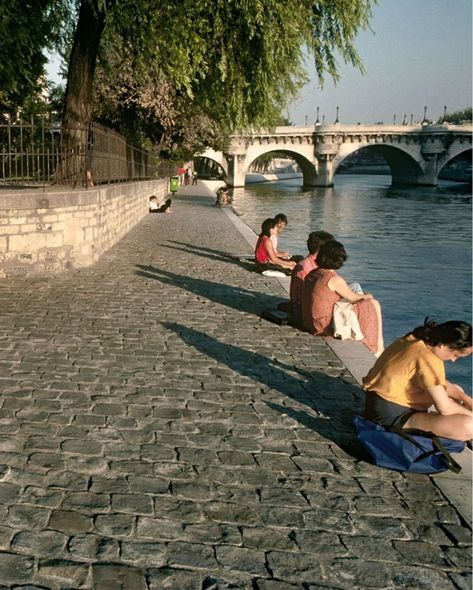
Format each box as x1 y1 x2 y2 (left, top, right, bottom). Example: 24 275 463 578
387 425 462 474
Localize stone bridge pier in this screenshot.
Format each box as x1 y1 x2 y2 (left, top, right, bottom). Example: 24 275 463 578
197 124 472 188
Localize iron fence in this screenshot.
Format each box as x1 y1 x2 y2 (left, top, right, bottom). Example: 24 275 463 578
0 113 171 188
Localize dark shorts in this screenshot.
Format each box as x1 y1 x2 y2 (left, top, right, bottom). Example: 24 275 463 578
364 391 418 428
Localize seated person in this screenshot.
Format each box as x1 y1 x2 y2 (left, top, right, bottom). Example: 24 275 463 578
289 230 334 314
158 198 173 213
363 318 472 441
255 218 296 275
271 213 290 259
300 240 384 356
150 195 173 213
215 186 230 207
149 195 159 212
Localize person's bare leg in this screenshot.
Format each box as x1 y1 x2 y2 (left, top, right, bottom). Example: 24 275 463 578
404 412 472 441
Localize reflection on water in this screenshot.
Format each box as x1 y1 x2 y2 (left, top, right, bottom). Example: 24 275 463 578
232 175 472 391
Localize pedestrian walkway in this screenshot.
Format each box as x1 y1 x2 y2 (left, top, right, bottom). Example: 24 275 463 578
0 183 470 589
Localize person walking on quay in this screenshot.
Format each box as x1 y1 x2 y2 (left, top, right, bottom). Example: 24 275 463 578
363 318 472 441
185 167 192 185
177 166 186 185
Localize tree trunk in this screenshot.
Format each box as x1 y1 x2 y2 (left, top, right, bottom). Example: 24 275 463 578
58 0 107 185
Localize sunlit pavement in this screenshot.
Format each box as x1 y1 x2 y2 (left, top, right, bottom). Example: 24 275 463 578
0 182 470 589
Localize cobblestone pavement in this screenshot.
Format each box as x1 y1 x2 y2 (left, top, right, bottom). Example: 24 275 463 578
0 185 471 590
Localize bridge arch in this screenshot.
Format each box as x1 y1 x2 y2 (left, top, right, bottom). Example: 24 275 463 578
333 144 423 185
244 148 316 186
439 145 472 169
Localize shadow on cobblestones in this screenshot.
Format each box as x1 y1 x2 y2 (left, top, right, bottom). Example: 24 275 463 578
135 265 283 314
163 241 257 272
162 321 369 459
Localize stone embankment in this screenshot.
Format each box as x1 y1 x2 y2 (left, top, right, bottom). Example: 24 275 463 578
0 182 470 589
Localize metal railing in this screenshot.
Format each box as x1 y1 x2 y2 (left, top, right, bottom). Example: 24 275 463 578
0 113 170 188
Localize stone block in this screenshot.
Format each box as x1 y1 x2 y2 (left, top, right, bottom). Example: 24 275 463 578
48 509 93 533
0 552 34 583
9 233 46 252
121 541 166 565
167 541 218 569
11 530 67 556
37 559 89 586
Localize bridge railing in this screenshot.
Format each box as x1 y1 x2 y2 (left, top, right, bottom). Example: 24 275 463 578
0 114 171 189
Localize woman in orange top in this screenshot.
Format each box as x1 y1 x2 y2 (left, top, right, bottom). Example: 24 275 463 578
254 218 296 274
363 319 472 441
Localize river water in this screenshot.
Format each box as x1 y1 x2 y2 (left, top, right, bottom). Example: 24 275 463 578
230 174 472 391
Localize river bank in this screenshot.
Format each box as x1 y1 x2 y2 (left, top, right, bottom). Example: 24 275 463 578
0 180 470 588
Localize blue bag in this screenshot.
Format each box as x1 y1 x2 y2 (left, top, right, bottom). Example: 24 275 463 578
353 416 465 474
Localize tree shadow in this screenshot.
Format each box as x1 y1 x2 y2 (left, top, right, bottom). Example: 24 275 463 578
161 321 366 457
135 264 283 314
162 240 256 272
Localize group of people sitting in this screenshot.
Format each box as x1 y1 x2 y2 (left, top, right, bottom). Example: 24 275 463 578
255 218 384 357
255 216 472 444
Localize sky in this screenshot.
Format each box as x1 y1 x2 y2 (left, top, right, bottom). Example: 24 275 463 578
287 0 472 126
47 0 472 127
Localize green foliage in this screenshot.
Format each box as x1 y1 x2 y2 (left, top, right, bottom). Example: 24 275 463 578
443 108 472 124
0 0 72 112
91 0 374 153
2 0 376 157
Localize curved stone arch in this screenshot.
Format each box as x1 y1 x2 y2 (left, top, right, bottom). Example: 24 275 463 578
195 148 229 178
437 144 472 173
242 148 317 186
332 143 423 184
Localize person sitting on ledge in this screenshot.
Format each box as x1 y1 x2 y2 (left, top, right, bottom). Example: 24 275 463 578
301 239 384 355
254 218 296 275
363 318 472 441
289 230 334 314
149 195 172 213
271 213 291 259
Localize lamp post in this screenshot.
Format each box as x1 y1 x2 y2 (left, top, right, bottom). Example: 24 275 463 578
442 105 447 123
402 114 407 125
305 115 308 126
315 106 320 125
410 114 413 125
422 106 428 125
334 106 339 124
393 114 396 125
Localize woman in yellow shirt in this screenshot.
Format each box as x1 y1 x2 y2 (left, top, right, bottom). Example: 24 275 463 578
362 319 472 441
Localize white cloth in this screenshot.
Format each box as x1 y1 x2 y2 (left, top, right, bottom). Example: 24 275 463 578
332 300 364 341
262 270 286 277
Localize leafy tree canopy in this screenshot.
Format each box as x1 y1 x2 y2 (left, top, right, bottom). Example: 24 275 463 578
443 108 472 124
2 0 376 157
0 0 71 112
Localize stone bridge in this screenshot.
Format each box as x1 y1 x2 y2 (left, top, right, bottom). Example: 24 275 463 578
198 124 472 187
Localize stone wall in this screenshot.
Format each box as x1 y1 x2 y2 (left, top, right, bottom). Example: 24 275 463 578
0 179 168 278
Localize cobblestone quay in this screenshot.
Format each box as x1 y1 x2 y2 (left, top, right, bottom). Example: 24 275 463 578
0 183 471 589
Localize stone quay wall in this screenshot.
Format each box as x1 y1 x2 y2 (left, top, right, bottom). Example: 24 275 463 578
0 179 169 278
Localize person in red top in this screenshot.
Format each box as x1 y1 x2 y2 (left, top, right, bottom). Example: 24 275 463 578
254 218 296 274
289 230 334 311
